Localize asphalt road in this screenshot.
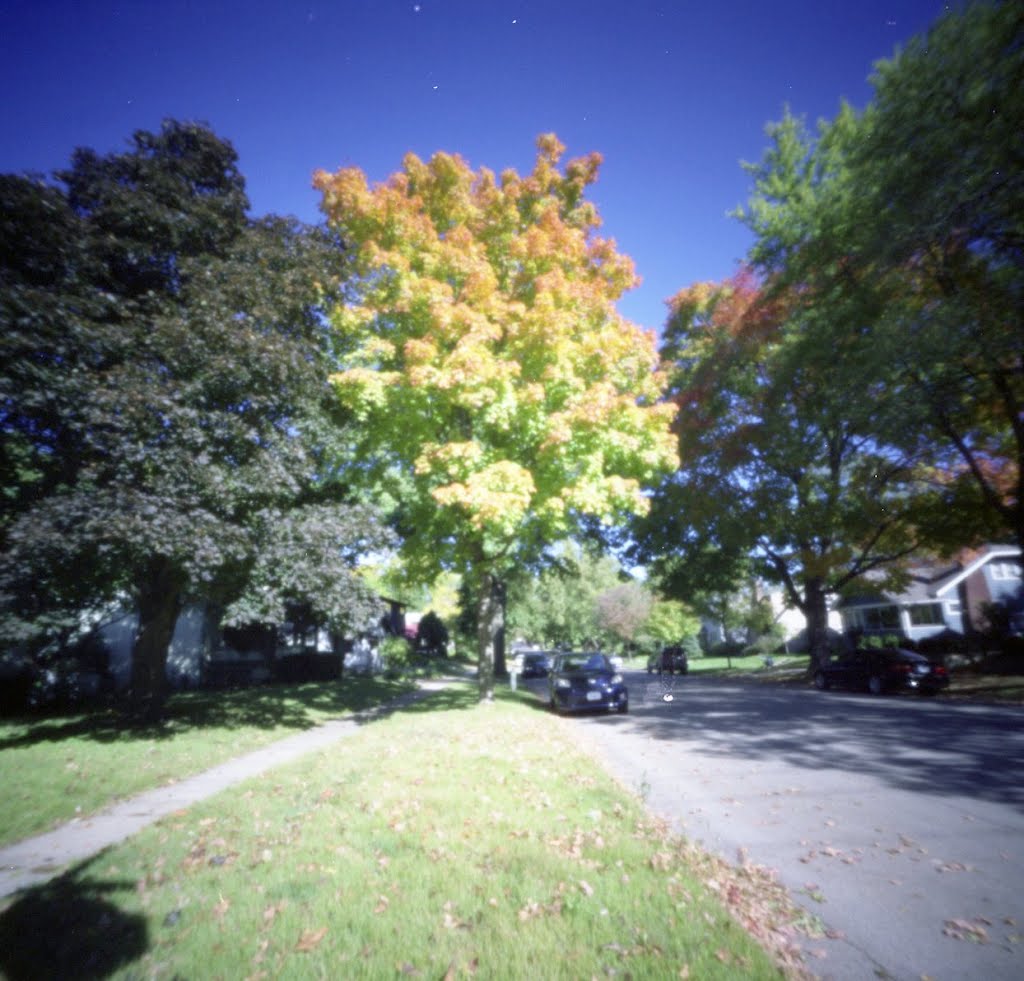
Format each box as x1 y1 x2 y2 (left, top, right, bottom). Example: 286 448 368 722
527 670 1024 981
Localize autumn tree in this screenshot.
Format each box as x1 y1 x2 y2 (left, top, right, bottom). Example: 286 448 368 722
314 135 677 698
636 271 933 668
595 581 652 651
0 122 387 719
737 0 1024 556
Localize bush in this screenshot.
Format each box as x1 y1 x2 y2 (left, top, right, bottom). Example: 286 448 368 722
709 640 745 659
416 610 449 656
743 633 783 658
274 653 340 683
380 635 414 677
916 629 969 658
679 635 702 659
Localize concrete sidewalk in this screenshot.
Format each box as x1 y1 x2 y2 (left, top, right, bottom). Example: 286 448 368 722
0 678 463 898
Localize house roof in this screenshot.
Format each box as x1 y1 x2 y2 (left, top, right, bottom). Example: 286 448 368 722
839 544 1020 607
933 544 1021 597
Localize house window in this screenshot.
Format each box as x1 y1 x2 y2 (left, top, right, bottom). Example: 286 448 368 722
991 561 1022 581
860 605 900 630
908 603 944 626
946 600 961 615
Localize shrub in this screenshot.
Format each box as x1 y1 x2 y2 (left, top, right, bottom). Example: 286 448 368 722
416 610 449 656
679 635 702 660
380 635 413 677
743 633 783 658
916 629 968 658
709 640 745 659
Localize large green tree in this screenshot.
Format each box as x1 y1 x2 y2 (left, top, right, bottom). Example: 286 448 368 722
314 135 677 698
636 272 931 667
0 121 387 718
738 0 1024 556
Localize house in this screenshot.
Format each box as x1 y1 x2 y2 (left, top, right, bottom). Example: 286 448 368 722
837 544 1023 643
698 583 843 653
93 595 406 691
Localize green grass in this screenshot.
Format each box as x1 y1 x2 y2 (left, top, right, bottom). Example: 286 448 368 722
0 688 810 980
0 676 414 848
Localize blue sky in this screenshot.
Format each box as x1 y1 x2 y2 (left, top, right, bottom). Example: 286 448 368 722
1 0 949 333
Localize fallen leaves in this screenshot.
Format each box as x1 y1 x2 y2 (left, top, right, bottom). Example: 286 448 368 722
295 926 328 952
943 918 991 943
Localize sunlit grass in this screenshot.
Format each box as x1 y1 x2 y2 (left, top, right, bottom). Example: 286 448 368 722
0 677 413 848
0 689 807 979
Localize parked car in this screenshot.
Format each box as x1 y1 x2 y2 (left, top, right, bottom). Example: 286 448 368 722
647 645 689 675
814 648 950 695
548 652 628 714
519 652 551 678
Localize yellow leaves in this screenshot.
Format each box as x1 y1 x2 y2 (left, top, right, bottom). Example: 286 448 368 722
536 132 566 165
315 134 680 560
329 367 401 418
415 441 485 479
403 336 438 365
432 461 535 534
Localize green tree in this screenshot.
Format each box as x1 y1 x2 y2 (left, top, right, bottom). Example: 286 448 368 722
738 0 1024 555
640 596 701 651
416 610 450 655
506 545 623 651
0 122 387 718
637 272 931 668
315 135 677 699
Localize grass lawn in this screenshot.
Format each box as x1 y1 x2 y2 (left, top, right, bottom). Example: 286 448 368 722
0 687 812 980
0 676 414 848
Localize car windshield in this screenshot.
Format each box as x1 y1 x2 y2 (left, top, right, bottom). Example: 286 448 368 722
559 654 607 672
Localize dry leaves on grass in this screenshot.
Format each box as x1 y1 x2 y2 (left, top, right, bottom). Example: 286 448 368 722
212 894 230 921
637 819 817 980
295 926 328 951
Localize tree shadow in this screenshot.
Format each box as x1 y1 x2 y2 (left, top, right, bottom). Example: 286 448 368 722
0 676 417 750
598 674 1024 809
0 857 148 980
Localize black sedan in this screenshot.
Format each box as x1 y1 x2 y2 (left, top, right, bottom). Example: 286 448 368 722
814 648 950 695
548 652 628 714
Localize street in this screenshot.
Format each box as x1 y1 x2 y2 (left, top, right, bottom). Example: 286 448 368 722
528 669 1024 981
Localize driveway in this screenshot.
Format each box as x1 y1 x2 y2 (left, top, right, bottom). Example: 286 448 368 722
535 671 1024 981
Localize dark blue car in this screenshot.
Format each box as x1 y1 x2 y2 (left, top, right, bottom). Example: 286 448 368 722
548 652 628 714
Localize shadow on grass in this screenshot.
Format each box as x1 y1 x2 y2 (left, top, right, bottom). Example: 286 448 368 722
0 676 415 751
0 857 147 980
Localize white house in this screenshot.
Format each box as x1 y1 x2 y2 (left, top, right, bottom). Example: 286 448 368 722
837 544 1023 642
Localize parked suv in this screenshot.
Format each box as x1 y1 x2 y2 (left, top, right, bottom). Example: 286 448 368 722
647 645 689 675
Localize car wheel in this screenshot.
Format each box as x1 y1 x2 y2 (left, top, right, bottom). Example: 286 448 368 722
814 671 829 691
618 697 628 714
868 675 883 695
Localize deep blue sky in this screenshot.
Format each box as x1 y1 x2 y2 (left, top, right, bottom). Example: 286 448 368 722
1 0 949 332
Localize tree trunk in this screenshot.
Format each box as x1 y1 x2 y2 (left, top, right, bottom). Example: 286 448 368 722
494 579 507 678
804 577 831 672
475 574 504 702
130 557 183 721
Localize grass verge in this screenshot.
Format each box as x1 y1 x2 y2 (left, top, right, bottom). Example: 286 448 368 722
0 688 812 979
0 676 414 848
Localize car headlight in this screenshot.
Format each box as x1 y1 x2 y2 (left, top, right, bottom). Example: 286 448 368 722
612 674 623 684
555 678 570 689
